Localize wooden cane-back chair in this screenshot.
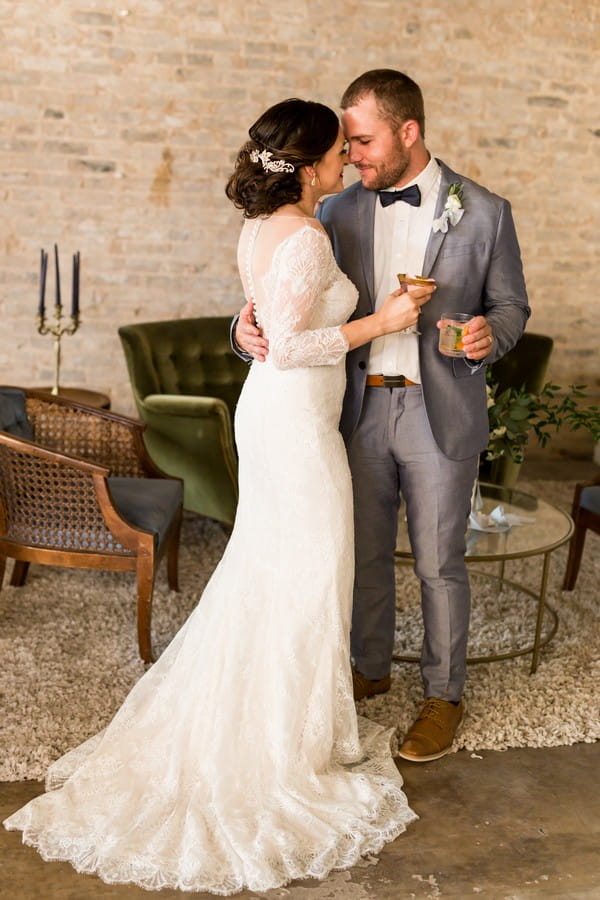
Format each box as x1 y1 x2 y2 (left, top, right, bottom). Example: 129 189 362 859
562 476 600 590
0 387 183 662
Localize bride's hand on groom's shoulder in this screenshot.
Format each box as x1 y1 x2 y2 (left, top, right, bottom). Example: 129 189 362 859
236 300 269 361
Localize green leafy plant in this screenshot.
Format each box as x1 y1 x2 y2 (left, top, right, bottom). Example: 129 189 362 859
485 375 600 464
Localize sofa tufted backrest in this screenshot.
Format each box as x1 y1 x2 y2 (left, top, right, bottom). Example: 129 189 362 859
490 332 554 396
119 317 249 419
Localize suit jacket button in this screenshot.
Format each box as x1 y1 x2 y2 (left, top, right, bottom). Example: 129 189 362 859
358 361 366 370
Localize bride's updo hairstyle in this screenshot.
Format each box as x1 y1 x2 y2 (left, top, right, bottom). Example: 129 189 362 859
225 98 340 218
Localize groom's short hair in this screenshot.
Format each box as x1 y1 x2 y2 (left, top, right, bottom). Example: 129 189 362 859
341 69 425 137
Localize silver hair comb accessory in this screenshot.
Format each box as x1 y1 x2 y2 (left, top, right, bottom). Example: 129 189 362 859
249 149 295 174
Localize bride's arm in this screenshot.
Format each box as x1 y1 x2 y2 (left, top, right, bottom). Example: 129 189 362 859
265 228 348 369
266 227 433 369
341 291 428 350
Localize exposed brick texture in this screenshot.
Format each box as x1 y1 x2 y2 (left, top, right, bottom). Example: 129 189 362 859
0 2 597 455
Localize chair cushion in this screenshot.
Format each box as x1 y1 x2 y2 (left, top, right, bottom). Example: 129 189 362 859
108 477 183 548
580 486 600 517
0 388 33 439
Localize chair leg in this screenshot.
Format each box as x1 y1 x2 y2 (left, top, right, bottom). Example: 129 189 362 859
137 553 156 664
10 560 30 587
562 525 587 591
0 555 6 589
166 509 182 593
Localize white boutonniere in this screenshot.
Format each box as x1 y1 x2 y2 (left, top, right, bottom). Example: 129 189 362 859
432 183 465 233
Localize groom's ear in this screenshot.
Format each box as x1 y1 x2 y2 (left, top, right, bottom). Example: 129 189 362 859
400 119 420 149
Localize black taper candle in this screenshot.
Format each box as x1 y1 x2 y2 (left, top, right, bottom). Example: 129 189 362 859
54 243 61 309
39 249 48 317
71 252 80 317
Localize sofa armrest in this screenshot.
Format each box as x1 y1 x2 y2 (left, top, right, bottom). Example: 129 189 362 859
140 394 236 461
142 394 232 418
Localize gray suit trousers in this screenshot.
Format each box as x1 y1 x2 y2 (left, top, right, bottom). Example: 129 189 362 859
347 385 479 701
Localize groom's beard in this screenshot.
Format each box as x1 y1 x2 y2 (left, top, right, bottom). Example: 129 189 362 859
359 134 410 192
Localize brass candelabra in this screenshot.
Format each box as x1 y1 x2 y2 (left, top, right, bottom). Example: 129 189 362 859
36 306 81 395
37 245 80 395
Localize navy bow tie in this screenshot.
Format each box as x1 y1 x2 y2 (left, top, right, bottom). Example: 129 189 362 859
379 185 421 208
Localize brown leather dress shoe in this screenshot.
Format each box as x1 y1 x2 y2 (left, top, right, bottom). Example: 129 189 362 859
352 667 391 701
398 698 464 762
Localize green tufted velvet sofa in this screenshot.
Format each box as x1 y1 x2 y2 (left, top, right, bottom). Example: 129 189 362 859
119 317 249 527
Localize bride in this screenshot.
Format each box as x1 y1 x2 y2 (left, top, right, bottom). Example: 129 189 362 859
4 98 434 894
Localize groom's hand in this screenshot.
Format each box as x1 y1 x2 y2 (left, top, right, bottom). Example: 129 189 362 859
453 315 494 360
235 300 269 362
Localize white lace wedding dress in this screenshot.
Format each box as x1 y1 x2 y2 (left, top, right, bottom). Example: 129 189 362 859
4 217 416 894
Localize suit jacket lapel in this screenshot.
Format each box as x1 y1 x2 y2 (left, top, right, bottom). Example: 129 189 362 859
357 187 376 313
422 159 460 277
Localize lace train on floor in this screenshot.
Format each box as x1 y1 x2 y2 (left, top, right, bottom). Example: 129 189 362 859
7 718 415 895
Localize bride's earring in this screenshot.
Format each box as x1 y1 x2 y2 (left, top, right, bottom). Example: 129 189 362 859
310 174 316 187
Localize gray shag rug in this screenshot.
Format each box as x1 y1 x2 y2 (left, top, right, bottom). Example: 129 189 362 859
1 480 598 782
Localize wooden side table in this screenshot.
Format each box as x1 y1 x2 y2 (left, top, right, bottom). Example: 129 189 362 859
34 387 111 410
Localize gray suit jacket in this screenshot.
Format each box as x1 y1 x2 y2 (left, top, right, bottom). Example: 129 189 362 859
317 159 530 460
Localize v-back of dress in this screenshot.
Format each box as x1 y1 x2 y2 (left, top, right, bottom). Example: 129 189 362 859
4 215 416 895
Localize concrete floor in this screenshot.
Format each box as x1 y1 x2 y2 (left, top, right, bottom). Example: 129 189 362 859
2 458 599 899
2 744 599 899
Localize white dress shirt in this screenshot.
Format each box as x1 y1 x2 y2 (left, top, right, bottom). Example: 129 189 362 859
369 156 442 383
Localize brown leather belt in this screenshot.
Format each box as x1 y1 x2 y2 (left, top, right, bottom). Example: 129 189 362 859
366 374 417 388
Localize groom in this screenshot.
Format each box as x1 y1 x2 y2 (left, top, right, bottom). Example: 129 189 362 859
233 69 529 762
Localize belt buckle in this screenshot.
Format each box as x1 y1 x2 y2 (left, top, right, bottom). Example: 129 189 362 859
383 375 407 388
366 374 413 388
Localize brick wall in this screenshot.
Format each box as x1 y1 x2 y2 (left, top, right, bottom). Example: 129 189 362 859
0 1 598 455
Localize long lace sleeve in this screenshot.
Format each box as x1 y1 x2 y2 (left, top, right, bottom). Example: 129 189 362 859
260 226 350 370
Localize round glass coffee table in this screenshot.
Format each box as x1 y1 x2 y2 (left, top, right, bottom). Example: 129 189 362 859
394 482 574 674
